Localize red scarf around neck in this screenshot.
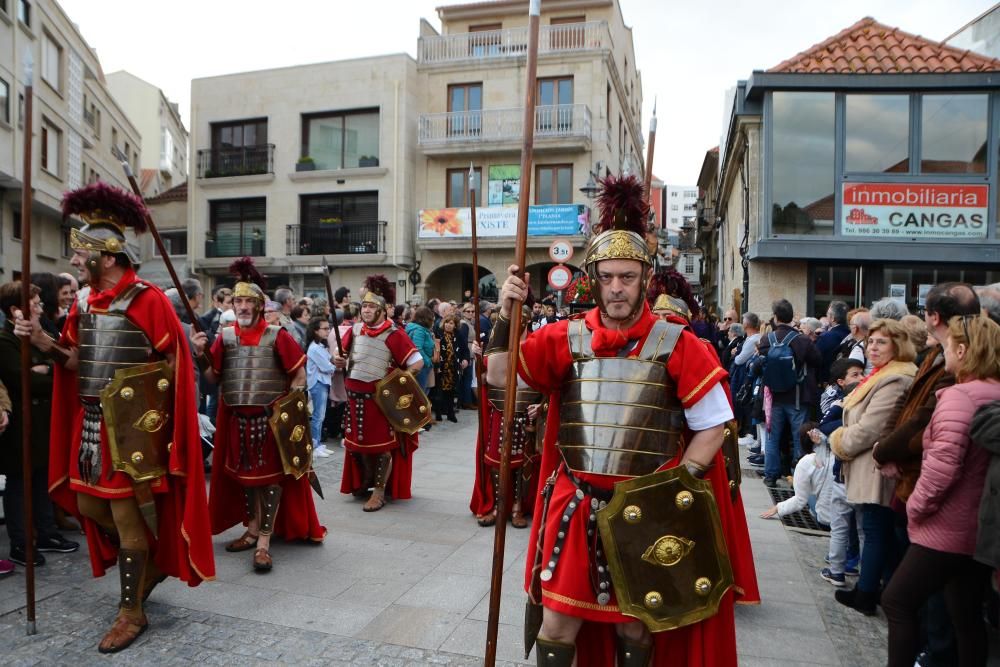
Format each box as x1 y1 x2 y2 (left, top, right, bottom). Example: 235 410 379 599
584 302 657 357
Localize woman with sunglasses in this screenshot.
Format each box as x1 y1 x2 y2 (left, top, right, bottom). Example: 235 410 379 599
880 314 1000 667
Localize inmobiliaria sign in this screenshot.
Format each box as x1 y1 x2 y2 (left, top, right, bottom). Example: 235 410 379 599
841 183 988 239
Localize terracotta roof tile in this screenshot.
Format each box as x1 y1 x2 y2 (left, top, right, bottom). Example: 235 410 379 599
769 16 1000 74
146 181 188 204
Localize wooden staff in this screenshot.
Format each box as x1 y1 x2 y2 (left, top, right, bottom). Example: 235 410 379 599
111 146 205 339
321 258 345 355
468 164 491 517
18 50 37 637
485 0 540 663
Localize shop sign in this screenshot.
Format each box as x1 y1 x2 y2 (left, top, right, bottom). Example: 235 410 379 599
418 204 588 239
841 183 988 239
488 165 521 206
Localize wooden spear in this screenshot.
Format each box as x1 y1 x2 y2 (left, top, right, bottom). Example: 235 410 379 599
643 97 657 206
485 0 540 663
18 48 37 636
468 163 491 524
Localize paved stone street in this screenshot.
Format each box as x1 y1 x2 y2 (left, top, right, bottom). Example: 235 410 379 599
0 414 960 665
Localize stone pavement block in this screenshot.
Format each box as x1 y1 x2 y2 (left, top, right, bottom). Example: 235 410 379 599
357 604 466 650
263 591 385 635
330 549 436 583
332 576 415 608
396 571 491 613
439 618 530 664
467 580 523 626
735 616 839 664
734 599 823 633
232 556 355 598
381 515 483 546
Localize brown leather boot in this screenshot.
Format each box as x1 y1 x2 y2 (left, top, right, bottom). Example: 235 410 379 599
98 549 149 653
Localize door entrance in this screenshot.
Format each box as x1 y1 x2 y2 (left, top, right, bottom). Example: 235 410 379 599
811 264 883 317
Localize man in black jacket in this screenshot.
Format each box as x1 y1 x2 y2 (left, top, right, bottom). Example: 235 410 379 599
199 286 232 421
758 299 821 485
815 300 850 385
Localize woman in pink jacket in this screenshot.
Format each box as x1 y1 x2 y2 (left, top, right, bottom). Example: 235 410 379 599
880 314 1000 667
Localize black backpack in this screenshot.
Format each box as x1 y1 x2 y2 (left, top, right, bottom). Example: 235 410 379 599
762 331 805 393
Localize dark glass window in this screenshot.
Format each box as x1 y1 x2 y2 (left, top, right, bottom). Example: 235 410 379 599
212 118 268 149
0 78 9 125
299 192 379 255
302 109 379 170
921 94 988 174
536 164 572 205
446 168 482 207
447 83 482 137
209 198 265 257
771 92 835 236
845 94 909 173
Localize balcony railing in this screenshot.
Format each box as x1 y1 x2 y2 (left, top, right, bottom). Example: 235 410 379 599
205 230 266 258
418 21 612 64
419 104 591 147
286 221 386 256
197 144 275 179
83 109 96 129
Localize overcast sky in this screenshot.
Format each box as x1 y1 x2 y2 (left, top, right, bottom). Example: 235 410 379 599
58 0 995 186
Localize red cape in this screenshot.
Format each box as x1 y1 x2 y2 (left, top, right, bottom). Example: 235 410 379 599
48 277 215 585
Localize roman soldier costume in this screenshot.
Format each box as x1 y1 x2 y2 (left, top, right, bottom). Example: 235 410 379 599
470 307 543 529
339 274 426 510
48 182 214 653
487 175 759 666
207 258 325 572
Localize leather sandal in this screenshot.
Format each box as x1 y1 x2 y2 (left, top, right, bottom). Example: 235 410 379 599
97 614 148 653
511 512 529 529
225 531 259 553
363 495 387 512
253 547 272 573
477 511 497 527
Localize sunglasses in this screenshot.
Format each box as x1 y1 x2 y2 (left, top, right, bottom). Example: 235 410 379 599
723 317 732 322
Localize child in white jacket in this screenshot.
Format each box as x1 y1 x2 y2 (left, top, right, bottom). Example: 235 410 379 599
761 421 833 523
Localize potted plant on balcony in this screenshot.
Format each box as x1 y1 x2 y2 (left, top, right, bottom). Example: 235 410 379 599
296 156 316 172
359 155 379 168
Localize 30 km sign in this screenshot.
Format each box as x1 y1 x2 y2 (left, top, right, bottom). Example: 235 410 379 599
547 265 573 291
548 239 574 264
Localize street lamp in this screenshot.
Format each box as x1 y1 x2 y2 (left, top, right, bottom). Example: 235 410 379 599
578 161 604 200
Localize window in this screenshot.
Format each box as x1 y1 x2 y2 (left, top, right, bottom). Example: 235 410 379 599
670 204 678 211
111 127 118 153
446 167 482 207
921 94 988 173
41 32 62 91
161 128 173 163
550 15 585 48
212 118 268 150
299 192 379 255
0 0 7 15
845 94 909 173
301 109 379 170
17 0 28 26
0 78 9 124
684 190 698 198
154 231 188 256
12 208 21 240
17 93 23 128
535 164 572 205
670 191 677 197
537 77 573 132
684 255 695 274
40 119 60 176
447 83 482 138
61 227 71 258
469 23 501 57
209 198 265 257
771 92 835 236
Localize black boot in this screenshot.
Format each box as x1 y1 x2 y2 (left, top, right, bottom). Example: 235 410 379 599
535 637 575 666
835 586 878 616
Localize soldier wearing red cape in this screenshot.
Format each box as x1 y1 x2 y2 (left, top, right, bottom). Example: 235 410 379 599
334 275 424 511
486 175 759 666
39 183 214 653
200 257 325 573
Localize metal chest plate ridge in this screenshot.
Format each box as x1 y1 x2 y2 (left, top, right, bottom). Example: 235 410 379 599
221 325 287 407
596 466 734 632
268 388 312 479
374 368 432 434
76 283 154 399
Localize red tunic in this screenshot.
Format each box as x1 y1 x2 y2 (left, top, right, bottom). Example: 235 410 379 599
339 321 419 499
48 269 215 585
207 318 325 542
518 304 760 666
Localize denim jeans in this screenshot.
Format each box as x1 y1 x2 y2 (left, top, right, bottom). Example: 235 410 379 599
764 402 806 479
826 482 855 575
309 383 329 446
416 365 431 393
858 503 901 593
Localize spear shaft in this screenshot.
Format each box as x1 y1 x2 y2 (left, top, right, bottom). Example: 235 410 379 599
485 1 540 663
469 166 490 529
18 53 37 636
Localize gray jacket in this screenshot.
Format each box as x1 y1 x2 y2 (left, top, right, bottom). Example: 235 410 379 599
970 401 1000 568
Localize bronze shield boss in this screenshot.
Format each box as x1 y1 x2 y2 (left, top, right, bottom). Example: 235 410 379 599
268 388 313 479
100 360 173 482
374 368 432 434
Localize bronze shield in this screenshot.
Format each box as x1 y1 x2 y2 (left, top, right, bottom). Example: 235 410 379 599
101 360 173 482
374 368 431 434
596 466 734 632
268 389 312 479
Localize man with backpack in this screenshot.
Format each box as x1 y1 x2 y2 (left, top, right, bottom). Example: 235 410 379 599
758 299 821 486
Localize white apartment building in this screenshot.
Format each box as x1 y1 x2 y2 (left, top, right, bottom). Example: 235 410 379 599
0 0 141 277
189 55 419 300
106 70 188 198
664 184 698 234
415 0 645 301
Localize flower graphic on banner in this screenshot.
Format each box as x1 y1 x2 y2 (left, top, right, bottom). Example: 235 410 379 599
420 208 463 236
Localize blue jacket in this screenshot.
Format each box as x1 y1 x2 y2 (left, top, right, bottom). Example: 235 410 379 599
405 322 436 367
816 323 850 384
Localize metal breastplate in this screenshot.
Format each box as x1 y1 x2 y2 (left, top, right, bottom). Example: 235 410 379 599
347 323 395 383
487 386 542 416
558 318 686 477
221 325 287 407
77 284 155 399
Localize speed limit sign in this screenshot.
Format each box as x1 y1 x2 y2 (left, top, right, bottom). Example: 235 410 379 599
547 265 573 291
548 239 574 264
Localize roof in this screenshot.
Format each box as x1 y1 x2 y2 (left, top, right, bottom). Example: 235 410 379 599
146 181 188 205
769 16 1000 74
